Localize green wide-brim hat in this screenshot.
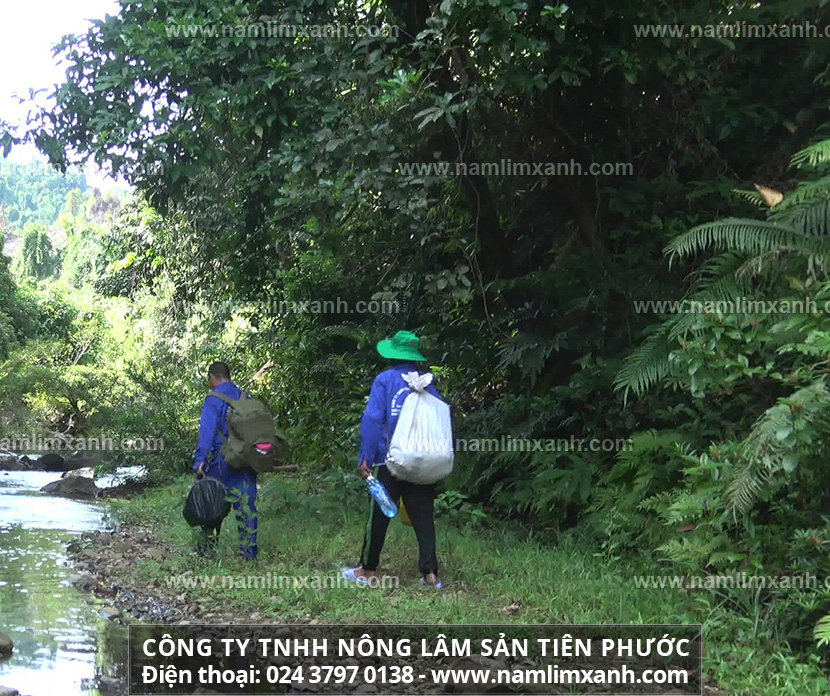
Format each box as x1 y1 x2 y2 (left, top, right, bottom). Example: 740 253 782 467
376 330 426 361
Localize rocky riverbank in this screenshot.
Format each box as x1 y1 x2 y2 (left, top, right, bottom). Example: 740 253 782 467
66 526 518 695
0 454 151 499
0 451 104 472
67 525 276 626
0 632 14 696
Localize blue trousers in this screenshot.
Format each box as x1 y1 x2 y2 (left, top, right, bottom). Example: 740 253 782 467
202 461 258 560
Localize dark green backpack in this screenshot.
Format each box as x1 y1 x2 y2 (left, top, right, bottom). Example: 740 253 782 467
209 390 288 473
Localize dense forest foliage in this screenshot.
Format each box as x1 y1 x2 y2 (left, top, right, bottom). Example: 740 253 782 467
1 0 830 689
0 161 87 228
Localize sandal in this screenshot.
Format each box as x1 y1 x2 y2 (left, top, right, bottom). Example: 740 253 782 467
420 576 443 590
341 567 371 586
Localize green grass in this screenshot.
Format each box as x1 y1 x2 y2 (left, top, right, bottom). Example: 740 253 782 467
113 473 830 695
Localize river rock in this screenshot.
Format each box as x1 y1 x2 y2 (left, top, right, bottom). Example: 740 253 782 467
62 467 95 479
41 476 100 498
98 675 123 692
34 451 102 471
99 606 122 621
0 631 12 657
38 452 67 471
0 454 27 471
68 573 98 590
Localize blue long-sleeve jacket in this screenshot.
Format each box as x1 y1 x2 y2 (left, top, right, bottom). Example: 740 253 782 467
193 381 243 472
357 363 447 467
193 380 257 556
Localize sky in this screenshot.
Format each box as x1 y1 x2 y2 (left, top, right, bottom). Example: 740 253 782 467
0 0 120 186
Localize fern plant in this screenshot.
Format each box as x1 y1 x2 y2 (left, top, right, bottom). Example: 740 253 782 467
615 138 830 514
728 380 830 515
613 137 830 603
814 614 830 648
616 138 830 400
588 430 691 552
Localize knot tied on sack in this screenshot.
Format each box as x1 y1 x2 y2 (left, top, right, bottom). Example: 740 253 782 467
402 372 433 392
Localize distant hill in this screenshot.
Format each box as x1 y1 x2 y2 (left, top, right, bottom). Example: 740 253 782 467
0 160 87 230
0 162 124 259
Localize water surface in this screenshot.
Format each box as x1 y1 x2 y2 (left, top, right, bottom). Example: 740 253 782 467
0 468 135 695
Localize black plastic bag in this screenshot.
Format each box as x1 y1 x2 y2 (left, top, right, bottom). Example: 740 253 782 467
183 476 231 527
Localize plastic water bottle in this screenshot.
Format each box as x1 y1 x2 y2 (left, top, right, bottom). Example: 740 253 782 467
366 474 397 518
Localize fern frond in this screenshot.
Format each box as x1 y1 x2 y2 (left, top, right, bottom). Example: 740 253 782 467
663 489 715 523
690 251 752 287
733 252 793 282
614 325 673 398
732 189 766 207
614 430 688 471
724 454 772 519
727 380 830 515
665 220 799 264
663 277 756 339
656 536 724 567
638 490 676 513
791 139 830 169
741 382 829 462
773 176 830 210
668 219 830 266
814 614 830 647
685 271 755 306
770 198 830 238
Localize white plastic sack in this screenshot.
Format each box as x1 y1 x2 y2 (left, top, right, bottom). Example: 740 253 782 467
386 372 454 484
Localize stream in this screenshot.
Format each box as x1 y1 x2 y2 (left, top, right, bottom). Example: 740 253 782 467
0 468 140 695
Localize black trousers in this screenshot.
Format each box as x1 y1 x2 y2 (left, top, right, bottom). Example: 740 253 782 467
360 465 438 575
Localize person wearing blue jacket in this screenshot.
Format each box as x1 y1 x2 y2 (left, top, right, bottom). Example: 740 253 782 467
343 331 447 589
193 361 258 560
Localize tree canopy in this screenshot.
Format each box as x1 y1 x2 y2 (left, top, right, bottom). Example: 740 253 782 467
2 0 830 679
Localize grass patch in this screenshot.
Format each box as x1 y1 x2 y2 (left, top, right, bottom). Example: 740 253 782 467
113 473 829 695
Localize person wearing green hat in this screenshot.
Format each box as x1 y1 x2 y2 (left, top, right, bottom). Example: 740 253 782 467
342 330 449 589
376 330 428 362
